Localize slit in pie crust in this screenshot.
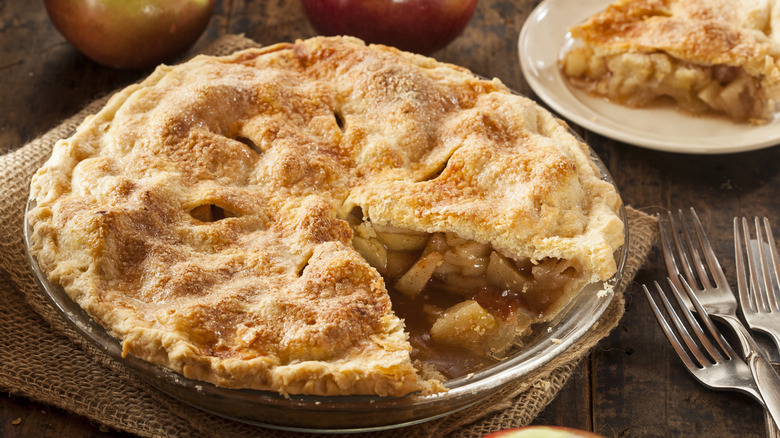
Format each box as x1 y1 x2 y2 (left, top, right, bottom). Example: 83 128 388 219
559 0 780 123
28 36 625 397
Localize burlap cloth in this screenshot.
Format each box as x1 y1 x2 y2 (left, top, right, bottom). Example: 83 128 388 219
0 35 657 437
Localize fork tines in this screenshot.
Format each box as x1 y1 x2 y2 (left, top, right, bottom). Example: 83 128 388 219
643 277 765 405
659 208 729 305
644 277 735 370
735 217 780 315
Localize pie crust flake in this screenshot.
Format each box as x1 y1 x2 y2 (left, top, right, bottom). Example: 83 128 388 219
560 0 780 123
28 36 625 397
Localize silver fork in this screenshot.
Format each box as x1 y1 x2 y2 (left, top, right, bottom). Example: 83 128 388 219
643 278 764 405
659 208 780 427
735 216 780 437
735 217 780 351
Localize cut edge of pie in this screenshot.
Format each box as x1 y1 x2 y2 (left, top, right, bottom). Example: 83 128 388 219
559 0 780 123
27 36 625 398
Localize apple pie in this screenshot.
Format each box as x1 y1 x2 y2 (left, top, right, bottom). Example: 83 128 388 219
560 0 780 123
27 36 624 397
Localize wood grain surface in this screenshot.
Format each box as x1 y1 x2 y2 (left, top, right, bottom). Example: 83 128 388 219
2 0 778 436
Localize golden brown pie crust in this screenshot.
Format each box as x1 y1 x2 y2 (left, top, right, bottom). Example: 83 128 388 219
561 0 780 122
28 36 624 397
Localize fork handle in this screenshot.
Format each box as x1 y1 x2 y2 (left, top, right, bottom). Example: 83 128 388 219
724 315 780 428
752 355 780 429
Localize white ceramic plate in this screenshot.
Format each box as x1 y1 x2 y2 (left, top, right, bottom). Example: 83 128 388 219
518 0 780 154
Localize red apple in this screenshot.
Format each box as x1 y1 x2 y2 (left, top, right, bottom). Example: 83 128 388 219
300 0 478 54
482 426 605 438
44 0 216 70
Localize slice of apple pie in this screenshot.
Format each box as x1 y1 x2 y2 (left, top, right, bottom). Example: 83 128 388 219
28 36 624 397
560 0 780 123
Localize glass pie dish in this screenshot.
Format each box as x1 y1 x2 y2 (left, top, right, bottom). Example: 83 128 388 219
24 141 628 434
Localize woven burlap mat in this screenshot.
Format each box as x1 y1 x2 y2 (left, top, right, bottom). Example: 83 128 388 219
0 35 657 438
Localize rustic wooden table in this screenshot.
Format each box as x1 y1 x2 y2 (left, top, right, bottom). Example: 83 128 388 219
2 0 779 436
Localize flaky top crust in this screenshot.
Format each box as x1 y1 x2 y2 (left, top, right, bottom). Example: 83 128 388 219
570 0 780 81
28 36 624 397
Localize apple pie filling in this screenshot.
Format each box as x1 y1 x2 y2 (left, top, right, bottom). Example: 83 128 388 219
561 46 767 122
347 209 586 377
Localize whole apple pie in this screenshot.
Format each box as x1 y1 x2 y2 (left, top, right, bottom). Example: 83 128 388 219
560 0 780 123
28 36 624 397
